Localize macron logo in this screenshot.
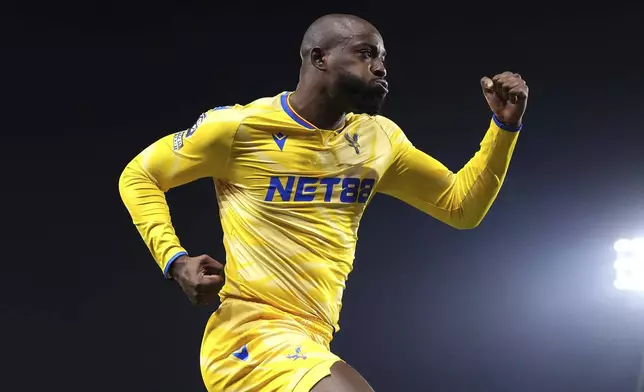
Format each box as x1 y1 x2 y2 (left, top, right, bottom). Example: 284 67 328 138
232 344 249 361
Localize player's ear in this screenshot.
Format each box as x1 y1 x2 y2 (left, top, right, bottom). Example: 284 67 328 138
310 47 327 71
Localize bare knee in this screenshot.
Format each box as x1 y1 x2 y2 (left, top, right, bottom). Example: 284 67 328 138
310 361 374 392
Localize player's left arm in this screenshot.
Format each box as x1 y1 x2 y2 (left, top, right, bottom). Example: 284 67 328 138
377 72 528 229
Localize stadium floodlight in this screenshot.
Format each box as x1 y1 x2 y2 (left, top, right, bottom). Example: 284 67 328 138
614 238 644 292
614 238 644 392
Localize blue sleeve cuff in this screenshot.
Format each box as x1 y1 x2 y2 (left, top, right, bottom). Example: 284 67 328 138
164 251 188 279
493 114 522 132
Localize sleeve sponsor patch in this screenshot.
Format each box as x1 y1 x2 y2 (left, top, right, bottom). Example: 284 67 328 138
173 131 185 151
185 112 207 138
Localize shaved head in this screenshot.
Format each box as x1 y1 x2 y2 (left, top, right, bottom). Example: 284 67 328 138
296 14 388 115
299 14 379 61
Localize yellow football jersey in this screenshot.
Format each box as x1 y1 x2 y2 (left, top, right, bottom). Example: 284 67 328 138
118 91 520 333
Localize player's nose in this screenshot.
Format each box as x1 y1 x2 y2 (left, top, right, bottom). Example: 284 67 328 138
371 60 387 78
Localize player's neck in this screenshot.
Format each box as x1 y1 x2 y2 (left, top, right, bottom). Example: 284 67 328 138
289 88 346 131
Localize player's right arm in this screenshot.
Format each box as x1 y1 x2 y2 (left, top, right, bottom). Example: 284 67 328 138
118 107 241 281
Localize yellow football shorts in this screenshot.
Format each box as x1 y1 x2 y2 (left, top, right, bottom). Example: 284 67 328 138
200 298 342 391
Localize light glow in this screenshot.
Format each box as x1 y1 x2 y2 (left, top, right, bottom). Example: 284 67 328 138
614 237 644 291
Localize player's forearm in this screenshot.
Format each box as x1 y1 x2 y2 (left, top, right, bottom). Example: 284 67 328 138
118 159 187 277
441 116 520 228
382 116 519 229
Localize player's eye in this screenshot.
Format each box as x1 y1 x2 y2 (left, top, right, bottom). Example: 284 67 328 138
358 49 373 59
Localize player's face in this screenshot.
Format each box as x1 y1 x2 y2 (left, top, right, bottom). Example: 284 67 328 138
326 32 388 115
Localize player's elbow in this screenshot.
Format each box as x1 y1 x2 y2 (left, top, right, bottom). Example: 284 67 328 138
448 219 481 230
442 208 485 230
118 162 134 194
118 160 156 199
452 219 482 230
118 165 134 204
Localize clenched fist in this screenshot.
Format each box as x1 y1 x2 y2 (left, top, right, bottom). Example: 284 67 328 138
481 71 529 128
169 254 225 306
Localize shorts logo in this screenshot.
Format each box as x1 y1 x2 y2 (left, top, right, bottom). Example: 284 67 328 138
286 346 307 361
232 344 249 361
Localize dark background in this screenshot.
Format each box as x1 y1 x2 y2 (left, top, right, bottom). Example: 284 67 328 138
5 2 644 391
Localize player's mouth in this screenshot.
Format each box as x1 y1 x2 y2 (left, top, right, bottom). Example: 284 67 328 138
374 79 389 94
